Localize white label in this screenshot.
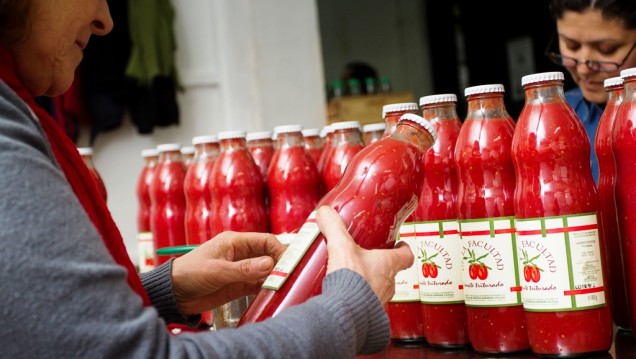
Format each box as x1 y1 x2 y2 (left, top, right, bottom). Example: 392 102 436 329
415 220 464 304
390 222 421 302
262 212 319 290
137 232 155 273
515 213 606 311
460 217 523 307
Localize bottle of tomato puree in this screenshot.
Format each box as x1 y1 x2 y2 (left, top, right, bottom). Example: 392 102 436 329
209 130 269 236
136 148 158 273
381 102 419 137
512 72 613 356
322 121 365 192
410 93 467 348
613 67 636 331
596 76 630 330
184 135 219 245
246 131 275 183
456 84 528 354
302 128 323 165
316 124 334 175
78 147 108 202
238 113 437 325
268 124 322 234
150 143 188 266
362 122 386 146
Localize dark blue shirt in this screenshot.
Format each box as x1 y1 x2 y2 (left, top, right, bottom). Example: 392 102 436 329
564 87 604 184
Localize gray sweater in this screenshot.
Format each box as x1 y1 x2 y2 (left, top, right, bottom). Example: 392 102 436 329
0 81 389 358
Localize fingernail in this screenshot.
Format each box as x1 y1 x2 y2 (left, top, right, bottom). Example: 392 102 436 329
257 257 271 271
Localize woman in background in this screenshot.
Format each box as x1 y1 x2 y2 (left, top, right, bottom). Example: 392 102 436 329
546 0 636 183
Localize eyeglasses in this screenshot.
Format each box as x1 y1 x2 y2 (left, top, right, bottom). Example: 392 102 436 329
544 33 636 72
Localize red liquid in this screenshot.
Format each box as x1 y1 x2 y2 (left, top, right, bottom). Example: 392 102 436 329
268 130 321 234
512 77 613 356
184 142 218 245
411 97 467 348
595 81 630 329
150 148 187 266
382 107 418 138
238 118 436 325
209 137 268 235
613 72 636 331
322 124 365 192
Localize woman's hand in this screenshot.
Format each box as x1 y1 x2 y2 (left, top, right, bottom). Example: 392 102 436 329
171 231 287 316
316 206 414 304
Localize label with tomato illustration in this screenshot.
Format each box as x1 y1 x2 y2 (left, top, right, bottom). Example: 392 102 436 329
389 222 421 302
137 231 155 273
262 211 319 290
514 213 606 311
414 220 464 304
460 217 523 307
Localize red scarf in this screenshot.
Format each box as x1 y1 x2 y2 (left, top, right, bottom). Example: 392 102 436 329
0 48 150 306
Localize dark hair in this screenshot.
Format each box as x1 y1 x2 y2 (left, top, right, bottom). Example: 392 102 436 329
0 0 30 45
549 0 636 29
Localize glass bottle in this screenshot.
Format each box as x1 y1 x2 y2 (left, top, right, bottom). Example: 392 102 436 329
246 131 275 183
456 84 528 353
136 148 158 273
348 78 361 96
362 122 386 146
322 121 365 192
595 76 630 330
78 147 107 202
209 131 269 236
150 143 188 266
238 113 437 325
181 146 196 168
613 67 636 331
268 124 322 235
381 76 392 93
382 102 419 137
184 135 219 245
512 72 612 356
302 128 323 165
410 93 467 348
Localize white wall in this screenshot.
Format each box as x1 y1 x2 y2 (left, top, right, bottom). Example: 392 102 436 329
79 0 327 262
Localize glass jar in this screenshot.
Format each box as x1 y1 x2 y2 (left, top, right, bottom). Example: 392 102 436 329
136 148 158 273
382 102 419 137
457 84 528 354
595 76 630 330
239 113 437 325
512 72 612 356
150 143 187 266
78 147 107 202
322 121 365 192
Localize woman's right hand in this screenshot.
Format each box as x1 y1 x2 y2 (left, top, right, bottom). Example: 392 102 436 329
315 206 414 304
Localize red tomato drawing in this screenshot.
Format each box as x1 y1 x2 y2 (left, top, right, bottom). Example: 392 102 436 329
422 263 430 278
530 265 541 283
477 264 488 280
429 264 438 278
468 263 478 280
523 265 532 282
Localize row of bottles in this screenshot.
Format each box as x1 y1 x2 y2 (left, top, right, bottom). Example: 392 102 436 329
126 68 636 357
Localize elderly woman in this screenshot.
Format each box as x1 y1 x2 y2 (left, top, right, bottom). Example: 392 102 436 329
0 1 413 357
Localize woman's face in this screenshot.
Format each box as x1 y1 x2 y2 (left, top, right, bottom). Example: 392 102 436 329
7 0 113 97
556 9 636 104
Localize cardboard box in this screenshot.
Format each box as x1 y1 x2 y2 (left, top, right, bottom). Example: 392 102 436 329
326 91 416 126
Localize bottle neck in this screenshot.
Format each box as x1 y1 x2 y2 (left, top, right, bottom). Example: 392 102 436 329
466 92 510 120
220 138 248 152
421 102 459 122
384 109 417 135
193 142 220 161
80 155 95 168
247 138 274 149
158 150 183 163
624 76 636 101
606 85 623 103
277 132 305 148
332 127 363 146
304 135 322 149
143 156 158 168
523 80 566 105
391 121 436 151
